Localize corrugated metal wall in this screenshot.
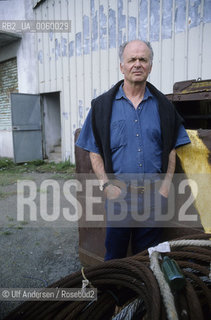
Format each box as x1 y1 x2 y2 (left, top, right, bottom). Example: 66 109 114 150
0 58 18 130
34 0 211 162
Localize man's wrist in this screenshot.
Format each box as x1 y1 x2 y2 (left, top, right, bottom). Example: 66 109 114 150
99 181 112 191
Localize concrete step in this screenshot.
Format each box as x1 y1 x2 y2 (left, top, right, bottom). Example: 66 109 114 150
53 145 61 153
48 144 61 163
48 152 61 163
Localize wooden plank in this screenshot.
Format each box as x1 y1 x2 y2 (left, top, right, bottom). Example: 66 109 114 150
54 0 62 91
99 0 109 93
161 39 174 94
60 0 71 161
117 0 127 81
75 0 84 129
47 0 56 92
150 41 160 89
174 32 186 82
188 27 200 80
42 1 50 92
35 5 45 93
68 0 78 162
83 0 92 117
108 0 119 87
128 0 138 41
91 0 100 98
202 23 211 80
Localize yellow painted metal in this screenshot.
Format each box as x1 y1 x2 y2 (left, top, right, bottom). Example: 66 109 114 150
176 130 211 233
178 81 211 94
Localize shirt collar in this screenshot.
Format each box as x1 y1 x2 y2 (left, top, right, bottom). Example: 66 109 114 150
115 83 153 101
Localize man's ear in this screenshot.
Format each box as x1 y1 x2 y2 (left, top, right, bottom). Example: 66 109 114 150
120 62 124 74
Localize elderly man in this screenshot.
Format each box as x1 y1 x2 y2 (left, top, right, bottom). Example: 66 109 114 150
76 40 190 260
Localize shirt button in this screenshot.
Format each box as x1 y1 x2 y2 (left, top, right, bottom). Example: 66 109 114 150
136 134 139 137
138 107 140 110
139 163 142 167
138 148 141 152
134 119 138 122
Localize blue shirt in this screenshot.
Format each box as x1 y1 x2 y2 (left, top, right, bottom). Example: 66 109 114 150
76 84 190 175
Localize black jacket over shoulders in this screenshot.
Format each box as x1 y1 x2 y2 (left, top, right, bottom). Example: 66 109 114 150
91 80 183 174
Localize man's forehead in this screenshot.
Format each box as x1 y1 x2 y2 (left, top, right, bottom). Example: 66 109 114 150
124 41 149 54
127 53 148 59
123 44 150 58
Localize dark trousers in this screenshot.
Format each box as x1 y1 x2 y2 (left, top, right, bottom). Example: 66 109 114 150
104 227 162 260
104 184 167 261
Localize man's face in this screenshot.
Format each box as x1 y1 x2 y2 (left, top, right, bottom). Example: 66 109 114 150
120 41 152 85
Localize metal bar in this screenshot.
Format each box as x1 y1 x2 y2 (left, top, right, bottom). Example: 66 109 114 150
182 115 211 120
172 92 211 101
12 125 41 131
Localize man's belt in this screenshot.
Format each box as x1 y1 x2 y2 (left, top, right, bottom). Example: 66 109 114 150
108 179 157 195
129 185 145 194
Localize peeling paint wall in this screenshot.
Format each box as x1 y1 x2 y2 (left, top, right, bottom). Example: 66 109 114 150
0 58 18 130
0 0 38 158
34 0 211 162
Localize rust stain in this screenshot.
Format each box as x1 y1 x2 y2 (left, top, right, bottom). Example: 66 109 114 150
179 81 211 94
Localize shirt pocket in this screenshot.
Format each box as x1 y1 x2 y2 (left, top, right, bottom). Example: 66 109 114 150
146 122 162 146
110 120 127 151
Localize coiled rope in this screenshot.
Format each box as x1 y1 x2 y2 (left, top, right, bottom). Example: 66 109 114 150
149 239 211 320
4 232 211 320
150 251 179 320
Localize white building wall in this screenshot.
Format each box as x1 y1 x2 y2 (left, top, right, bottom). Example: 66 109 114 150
43 93 61 156
32 0 211 162
0 0 38 158
0 131 14 158
0 0 38 93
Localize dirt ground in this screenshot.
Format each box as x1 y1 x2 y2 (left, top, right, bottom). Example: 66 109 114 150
0 172 81 319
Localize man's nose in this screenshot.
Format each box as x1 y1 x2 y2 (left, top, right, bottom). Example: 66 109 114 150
134 59 141 67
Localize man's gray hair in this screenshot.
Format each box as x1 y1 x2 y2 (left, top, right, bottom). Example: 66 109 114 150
119 40 154 64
